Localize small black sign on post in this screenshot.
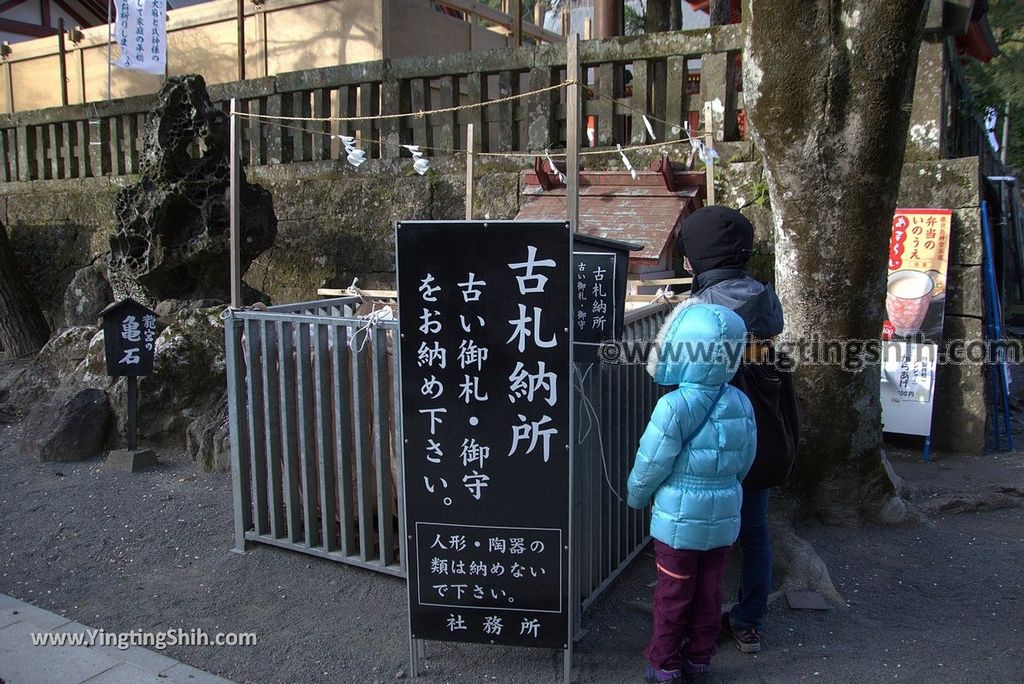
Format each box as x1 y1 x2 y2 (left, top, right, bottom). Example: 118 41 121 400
99 298 159 472
571 235 639 364
397 220 574 678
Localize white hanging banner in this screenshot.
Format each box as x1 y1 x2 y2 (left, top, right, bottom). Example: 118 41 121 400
112 0 167 75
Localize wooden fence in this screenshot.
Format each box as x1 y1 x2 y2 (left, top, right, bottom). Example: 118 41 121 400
0 24 744 182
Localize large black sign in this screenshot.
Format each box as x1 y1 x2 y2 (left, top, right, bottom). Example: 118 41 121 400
100 298 159 377
397 220 572 650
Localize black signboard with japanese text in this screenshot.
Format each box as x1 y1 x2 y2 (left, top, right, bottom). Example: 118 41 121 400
100 298 159 377
397 220 572 650
571 235 635 364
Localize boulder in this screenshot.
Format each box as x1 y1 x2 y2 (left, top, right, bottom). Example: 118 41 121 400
185 396 231 472
38 326 96 378
63 262 113 326
20 388 112 462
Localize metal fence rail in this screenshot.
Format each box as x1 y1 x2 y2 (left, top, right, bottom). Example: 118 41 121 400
226 297 405 576
226 296 673 621
572 302 669 625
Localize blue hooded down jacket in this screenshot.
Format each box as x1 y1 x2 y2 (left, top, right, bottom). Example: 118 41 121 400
627 303 757 551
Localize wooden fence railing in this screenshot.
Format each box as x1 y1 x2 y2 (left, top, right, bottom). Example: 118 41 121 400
0 24 744 182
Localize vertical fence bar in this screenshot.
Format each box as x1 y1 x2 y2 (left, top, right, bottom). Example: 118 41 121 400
350 327 374 560
297 321 320 548
278 320 302 543
371 325 395 567
437 75 457 153
331 324 356 556
315 322 338 552
390 325 408 572
225 312 253 552
245 318 269 536
313 88 331 161
262 320 285 537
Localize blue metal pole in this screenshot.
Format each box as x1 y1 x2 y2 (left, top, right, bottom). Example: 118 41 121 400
980 201 1002 450
981 201 1014 450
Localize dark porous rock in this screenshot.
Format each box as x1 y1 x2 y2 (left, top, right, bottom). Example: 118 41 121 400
64 262 113 326
20 388 112 462
185 395 230 472
107 75 277 306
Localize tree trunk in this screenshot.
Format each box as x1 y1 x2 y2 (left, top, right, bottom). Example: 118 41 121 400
742 0 929 523
0 221 51 357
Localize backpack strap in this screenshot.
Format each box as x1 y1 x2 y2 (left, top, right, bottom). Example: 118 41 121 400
679 384 726 447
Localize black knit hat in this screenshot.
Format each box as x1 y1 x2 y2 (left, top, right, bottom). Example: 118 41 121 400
676 206 754 275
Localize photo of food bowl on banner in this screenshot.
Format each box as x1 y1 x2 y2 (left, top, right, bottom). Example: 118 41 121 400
880 208 952 446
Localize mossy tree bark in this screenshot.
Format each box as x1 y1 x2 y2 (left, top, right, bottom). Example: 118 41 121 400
742 0 929 523
0 221 51 357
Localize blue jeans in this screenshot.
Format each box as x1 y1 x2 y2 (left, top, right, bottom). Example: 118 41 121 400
728 487 771 632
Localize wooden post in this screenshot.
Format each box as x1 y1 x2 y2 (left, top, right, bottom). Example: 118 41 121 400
2 59 13 113
230 99 243 307
58 18 69 106
237 0 246 80
567 36 580 229
703 101 716 205
512 0 522 47
534 0 544 27
465 122 475 220
126 376 138 451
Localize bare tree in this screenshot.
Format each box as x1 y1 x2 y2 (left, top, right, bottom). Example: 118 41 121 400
743 0 929 524
0 221 51 357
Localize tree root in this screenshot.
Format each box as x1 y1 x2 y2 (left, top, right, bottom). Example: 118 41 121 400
769 495 845 606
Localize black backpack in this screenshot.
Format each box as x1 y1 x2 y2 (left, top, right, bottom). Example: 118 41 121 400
729 348 801 489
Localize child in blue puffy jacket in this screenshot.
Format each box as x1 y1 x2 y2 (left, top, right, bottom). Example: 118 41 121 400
627 303 757 684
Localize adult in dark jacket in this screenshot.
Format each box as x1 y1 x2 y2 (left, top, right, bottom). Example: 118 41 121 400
646 206 801 654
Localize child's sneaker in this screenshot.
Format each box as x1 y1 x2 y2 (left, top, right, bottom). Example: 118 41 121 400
643 664 683 683
721 613 762 653
681 660 710 683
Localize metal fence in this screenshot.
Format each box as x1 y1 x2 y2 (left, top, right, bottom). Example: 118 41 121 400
225 296 672 622
225 296 405 576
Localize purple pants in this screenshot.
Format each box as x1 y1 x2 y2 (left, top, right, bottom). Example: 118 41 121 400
644 540 732 672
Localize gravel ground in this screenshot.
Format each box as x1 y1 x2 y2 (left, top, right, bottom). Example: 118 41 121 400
1 388 1023 682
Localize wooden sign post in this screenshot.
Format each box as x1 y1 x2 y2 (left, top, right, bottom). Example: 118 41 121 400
100 297 159 472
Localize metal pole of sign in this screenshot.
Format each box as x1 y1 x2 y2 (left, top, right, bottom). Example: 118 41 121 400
126 376 137 451
230 98 243 308
564 31 580 684
465 122 475 220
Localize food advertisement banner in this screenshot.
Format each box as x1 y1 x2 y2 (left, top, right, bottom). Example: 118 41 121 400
880 209 952 437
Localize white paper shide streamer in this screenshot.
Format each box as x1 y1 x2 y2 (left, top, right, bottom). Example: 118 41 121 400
112 0 167 75
544 149 566 184
617 144 637 180
336 135 366 167
403 145 430 175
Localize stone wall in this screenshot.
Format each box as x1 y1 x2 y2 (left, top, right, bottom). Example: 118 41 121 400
0 149 987 453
